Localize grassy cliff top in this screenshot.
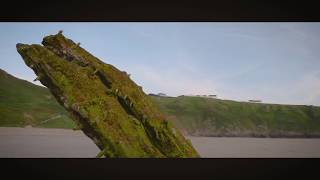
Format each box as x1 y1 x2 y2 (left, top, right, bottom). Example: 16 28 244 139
151 96 320 137
0 68 75 128
2 68 320 138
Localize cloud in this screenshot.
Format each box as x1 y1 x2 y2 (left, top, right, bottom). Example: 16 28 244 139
130 64 220 97
128 60 320 106
294 71 320 105
236 70 320 106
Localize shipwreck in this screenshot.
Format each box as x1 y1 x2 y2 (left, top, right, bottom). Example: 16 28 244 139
16 32 199 158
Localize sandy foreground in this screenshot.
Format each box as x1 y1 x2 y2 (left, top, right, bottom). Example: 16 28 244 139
1 127 320 158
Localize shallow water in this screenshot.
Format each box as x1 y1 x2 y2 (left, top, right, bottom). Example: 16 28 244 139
0 127 99 158
1 127 320 158
189 136 320 157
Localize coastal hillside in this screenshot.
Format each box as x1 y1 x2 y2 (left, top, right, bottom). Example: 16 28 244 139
150 95 320 137
0 69 75 129
1 68 320 137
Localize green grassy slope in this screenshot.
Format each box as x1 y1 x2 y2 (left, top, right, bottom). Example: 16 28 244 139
2 68 320 137
150 96 320 137
0 69 76 129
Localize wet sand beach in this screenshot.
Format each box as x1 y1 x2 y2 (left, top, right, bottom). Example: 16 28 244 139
1 127 320 158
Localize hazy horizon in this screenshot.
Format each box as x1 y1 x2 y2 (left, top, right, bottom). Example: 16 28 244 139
1 22 319 106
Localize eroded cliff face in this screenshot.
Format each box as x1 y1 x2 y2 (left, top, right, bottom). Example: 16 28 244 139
16 32 199 158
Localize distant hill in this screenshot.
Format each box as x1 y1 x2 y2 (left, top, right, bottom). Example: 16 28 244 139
1 68 320 137
0 69 75 129
150 95 320 137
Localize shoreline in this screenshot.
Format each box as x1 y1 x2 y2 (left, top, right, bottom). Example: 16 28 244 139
2 127 320 139
1 127 320 157
188 134 320 139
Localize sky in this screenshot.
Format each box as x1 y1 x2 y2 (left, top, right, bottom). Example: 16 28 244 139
0 22 320 106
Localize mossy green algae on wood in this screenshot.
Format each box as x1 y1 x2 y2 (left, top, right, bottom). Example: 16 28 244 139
16 33 199 158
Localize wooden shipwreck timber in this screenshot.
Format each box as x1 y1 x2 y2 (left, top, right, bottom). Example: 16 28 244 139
16 32 199 158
